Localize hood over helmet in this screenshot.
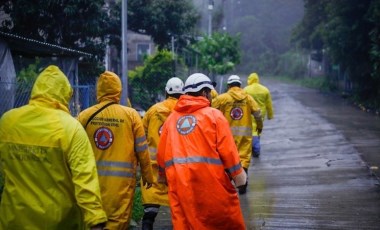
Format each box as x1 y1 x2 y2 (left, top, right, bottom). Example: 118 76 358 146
247 72 260 85
97 71 122 103
30 65 72 113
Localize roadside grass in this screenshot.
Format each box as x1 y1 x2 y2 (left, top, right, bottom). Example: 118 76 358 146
132 186 144 223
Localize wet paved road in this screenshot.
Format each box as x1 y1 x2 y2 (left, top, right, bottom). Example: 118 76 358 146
151 79 380 230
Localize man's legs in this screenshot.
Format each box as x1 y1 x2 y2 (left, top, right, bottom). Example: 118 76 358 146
142 204 160 230
252 135 261 157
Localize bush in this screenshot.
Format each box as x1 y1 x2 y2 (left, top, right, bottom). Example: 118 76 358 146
132 187 144 222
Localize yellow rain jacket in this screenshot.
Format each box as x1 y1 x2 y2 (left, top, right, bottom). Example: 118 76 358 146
212 86 262 168
244 73 274 136
140 97 178 206
77 71 153 230
0 65 107 229
211 89 218 99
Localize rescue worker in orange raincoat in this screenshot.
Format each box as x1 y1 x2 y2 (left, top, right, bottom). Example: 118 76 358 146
0 65 107 230
140 77 184 230
77 71 154 230
244 72 274 157
157 73 247 230
212 75 263 194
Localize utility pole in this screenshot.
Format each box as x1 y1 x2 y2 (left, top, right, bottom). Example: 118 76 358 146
208 0 214 37
121 0 128 105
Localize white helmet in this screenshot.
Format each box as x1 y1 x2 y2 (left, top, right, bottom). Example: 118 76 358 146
165 77 184 94
227 75 241 84
183 73 214 93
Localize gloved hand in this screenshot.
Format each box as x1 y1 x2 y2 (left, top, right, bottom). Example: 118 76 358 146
142 179 152 189
257 128 262 135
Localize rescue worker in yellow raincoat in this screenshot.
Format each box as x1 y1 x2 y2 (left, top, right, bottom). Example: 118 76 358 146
157 73 247 230
244 72 274 157
211 81 218 99
212 75 263 194
140 77 184 230
0 65 107 230
77 71 154 230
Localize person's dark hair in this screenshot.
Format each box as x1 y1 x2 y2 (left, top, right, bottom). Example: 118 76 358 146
228 82 241 88
166 93 182 99
212 81 217 87
187 87 211 97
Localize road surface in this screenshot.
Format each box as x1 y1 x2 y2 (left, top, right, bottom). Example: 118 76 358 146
150 79 380 229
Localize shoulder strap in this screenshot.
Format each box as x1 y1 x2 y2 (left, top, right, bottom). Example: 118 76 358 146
84 102 117 129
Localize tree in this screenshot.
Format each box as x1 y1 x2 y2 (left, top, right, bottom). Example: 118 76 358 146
1 0 108 58
292 0 380 109
106 0 199 51
191 32 241 80
129 50 185 109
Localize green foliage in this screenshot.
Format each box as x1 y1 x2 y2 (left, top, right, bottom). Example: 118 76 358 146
1 0 107 58
130 50 182 110
191 32 241 76
276 50 308 78
292 0 380 111
125 0 199 50
131 187 144 222
0 0 107 84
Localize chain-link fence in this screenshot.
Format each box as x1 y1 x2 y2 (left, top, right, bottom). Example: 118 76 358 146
0 80 97 118
0 54 98 118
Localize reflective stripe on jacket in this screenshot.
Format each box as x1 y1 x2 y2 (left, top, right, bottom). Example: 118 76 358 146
0 65 107 229
77 71 153 229
212 86 262 168
140 97 178 206
157 95 245 230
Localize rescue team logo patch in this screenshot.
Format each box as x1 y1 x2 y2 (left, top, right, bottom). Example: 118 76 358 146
176 115 197 135
94 127 114 150
230 107 243 120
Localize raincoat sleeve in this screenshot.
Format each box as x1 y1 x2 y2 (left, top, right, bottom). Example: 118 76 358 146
157 121 168 183
132 110 154 184
211 95 221 109
213 109 244 179
248 96 263 131
66 124 107 227
266 93 274 120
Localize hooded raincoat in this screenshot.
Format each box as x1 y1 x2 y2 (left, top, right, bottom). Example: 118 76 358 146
212 86 262 169
140 97 178 206
77 71 153 230
157 95 246 230
244 73 274 136
0 65 107 229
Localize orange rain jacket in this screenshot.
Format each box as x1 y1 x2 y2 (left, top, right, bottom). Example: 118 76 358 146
0 65 107 229
77 71 153 230
244 73 274 136
212 86 263 169
157 95 246 230
140 97 178 206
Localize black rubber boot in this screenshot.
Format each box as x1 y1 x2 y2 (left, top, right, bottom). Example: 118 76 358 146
238 168 248 194
141 205 159 230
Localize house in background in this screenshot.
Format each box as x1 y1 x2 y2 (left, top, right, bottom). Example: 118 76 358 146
105 30 156 75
